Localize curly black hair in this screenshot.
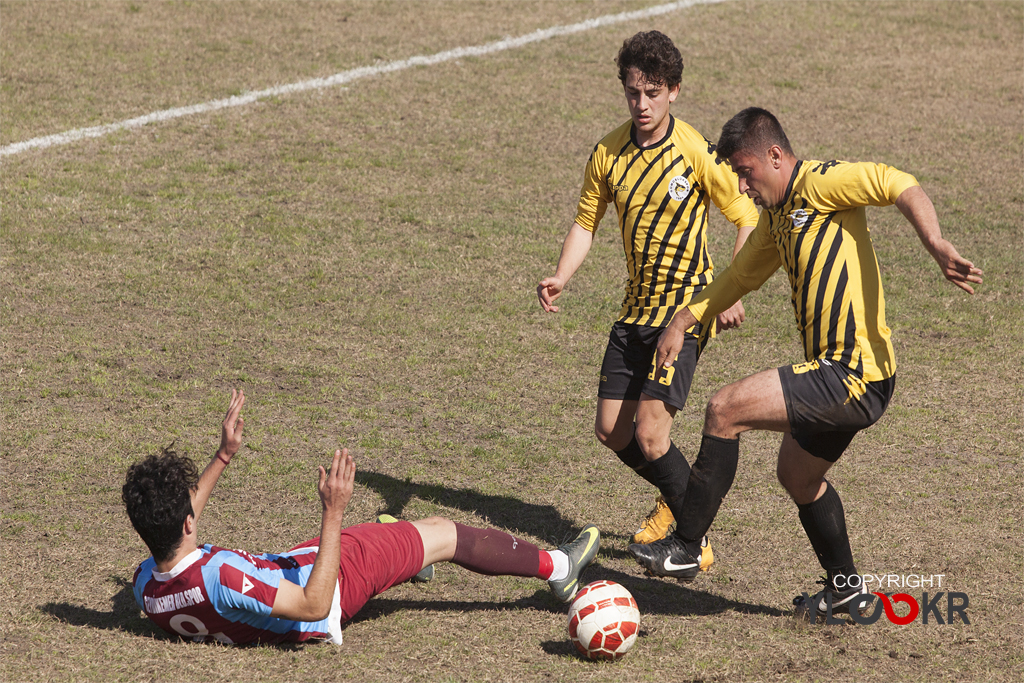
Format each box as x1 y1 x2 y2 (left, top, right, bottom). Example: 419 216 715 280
716 107 794 160
616 30 684 88
122 446 198 563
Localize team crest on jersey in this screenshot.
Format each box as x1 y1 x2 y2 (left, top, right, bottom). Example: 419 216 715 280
668 175 691 201
789 209 810 228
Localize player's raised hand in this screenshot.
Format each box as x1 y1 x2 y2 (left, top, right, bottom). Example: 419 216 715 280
219 389 246 460
931 239 983 294
318 448 355 519
537 276 565 312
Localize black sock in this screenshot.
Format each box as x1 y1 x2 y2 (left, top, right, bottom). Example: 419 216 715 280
796 481 857 586
614 434 658 487
647 441 690 521
674 434 740 551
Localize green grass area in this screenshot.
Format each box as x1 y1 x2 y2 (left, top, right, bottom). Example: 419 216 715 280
2 1 1022 681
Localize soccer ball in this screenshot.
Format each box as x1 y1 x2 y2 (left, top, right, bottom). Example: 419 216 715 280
567 580 640 660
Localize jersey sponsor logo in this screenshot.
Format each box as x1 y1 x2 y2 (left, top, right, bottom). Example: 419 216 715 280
612 184 630 193
668 175 691 201
144 586 206 614
790 209 810 228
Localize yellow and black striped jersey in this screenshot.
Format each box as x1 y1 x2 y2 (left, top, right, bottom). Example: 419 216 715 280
687 159 920 381
574 116 758 327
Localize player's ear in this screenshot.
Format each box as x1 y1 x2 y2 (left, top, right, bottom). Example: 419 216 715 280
668 83 680 103
183 514 196 537
768 145 783 167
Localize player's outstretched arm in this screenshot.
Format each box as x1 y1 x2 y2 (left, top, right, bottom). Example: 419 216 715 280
192 388 245 521
537 222 594 312
271 449 354 622
896 186 983 294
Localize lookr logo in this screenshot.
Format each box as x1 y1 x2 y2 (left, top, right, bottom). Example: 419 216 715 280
802 574 970 626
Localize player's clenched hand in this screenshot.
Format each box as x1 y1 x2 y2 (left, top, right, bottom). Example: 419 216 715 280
537 276 565 312
318 448 355 520
715 300 746 332
219 389 246 460
931 239 983 294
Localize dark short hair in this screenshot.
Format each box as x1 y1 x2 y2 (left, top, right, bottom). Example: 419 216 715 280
616 30 683 88
122 447 198 563
717 107 794 160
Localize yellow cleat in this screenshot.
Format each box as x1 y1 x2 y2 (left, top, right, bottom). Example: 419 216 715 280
631 497 715 572
699 534 714 572
631 495 675 545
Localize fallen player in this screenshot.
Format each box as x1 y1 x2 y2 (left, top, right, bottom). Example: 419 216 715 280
124 390 600 644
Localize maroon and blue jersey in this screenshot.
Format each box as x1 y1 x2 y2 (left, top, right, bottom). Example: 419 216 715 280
132 543 342 645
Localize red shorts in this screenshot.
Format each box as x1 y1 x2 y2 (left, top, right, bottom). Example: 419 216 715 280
290 520 425 623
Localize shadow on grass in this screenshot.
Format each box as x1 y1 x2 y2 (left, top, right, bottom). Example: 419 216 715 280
356 470 585 546
40 576 162 638
40 576 306 650
587 564 787 618
345 589 566 627
349 564 784 627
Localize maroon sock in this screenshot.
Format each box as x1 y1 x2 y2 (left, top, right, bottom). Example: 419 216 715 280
451 523 544 577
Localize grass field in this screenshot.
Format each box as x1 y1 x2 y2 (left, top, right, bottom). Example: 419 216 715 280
2 1 1022 681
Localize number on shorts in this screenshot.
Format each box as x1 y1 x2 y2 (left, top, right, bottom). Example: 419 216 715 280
648 357 676 386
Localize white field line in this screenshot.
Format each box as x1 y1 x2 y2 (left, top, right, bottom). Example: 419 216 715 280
1 0 727 158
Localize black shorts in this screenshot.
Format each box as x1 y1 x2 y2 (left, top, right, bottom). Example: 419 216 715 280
597 321 709 411
778 359 895 462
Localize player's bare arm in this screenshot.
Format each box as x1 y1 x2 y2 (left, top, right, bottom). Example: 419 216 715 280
537 222 594 312
271 448 354 622
191 389 246 521
715 224 756 331
895 185 983 294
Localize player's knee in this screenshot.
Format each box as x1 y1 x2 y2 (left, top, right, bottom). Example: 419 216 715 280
594 421 630 451
412 516 457 563
418 515 448 526
776 465 813 503
411 516 452 538
703 393 733 434
634 422 669 460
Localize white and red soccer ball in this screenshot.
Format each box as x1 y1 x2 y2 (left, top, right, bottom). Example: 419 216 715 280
567 580 640 660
